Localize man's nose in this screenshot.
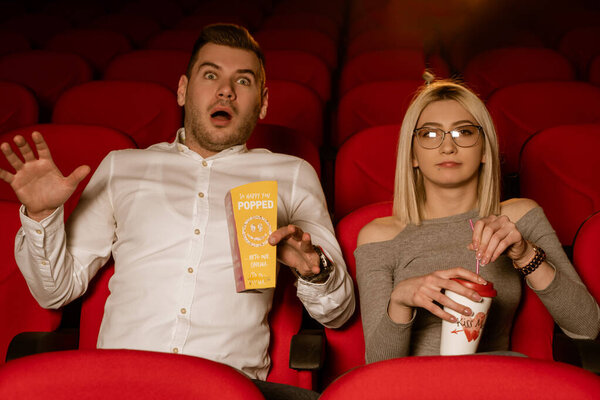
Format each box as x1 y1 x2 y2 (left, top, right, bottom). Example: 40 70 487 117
217 83 236 100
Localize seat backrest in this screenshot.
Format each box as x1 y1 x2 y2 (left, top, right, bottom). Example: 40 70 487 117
260 80 323 147
247 124 321 178
335 80 422 147
52 81 181 148
145 28 202 51
340 49 443 96
487 81 600 175
0 14 71 47
573 211 600 304
319 355 600 400
589 54 600 86
104 50 190 93
323 202 392 387
519 124 600 245
253 29 337 71
0 50 93 115
0 349 266 399
463 47 574 100
264 50 331 103
0 124 137 218
45 29 132 74
0 32 30 57
0 81 38 135
0 200 62 364
79 261 312 389
334 125 399 219
345 26 436 61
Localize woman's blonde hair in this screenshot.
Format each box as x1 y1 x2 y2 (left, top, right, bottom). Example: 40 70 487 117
393 79 501 224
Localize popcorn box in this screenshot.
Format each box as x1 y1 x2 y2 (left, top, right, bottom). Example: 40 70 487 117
225 181 278 292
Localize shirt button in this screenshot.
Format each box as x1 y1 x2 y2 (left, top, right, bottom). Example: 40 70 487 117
187 267 194 273
194 229 200 235
198 192 204 198
35 229 42 234
202 161 208 167
172 348 179 354
180 308 187 314
41 261 48 265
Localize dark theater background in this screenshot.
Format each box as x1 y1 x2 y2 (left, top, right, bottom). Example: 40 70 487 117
1 0 600 397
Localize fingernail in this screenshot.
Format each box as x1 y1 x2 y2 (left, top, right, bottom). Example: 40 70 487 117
464 308 473 316
476 252 482 259
449 316 457 323
478 277 487 285
472 293 482 302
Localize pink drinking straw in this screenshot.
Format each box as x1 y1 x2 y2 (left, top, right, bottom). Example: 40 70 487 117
469 219 480 275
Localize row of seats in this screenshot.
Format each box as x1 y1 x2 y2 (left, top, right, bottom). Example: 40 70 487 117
2 197 599 388
1 349 599 399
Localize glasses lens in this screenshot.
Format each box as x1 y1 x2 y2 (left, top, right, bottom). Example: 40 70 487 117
451 125 480 147
415 128 443 149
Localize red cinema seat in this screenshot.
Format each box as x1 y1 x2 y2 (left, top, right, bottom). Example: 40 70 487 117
264 50 331 103
52 81 181 148
104 50 190 93
0 50 92 116
145 29 202 52
0 32 30 57
261 13 340 43
260 80 323 147
325 201 392 388
519 124 600 246
0 349 265 399
253 29 337 71
346 27 437 61
0 14 71 48
334 125 399 219
90 14 161 48
45 29 132 75
340 49 448 96
0 82 38 134
335 80 422 147
0 124 137 217
559 26 600 79
0 200 62 365
319 355 600 400
78 265 315 389
573 211 600 304
487 81 600 176
248 124 321 178
463 47 575 100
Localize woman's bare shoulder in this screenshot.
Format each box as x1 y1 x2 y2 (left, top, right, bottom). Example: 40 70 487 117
500 198 540 222
357 216 406 247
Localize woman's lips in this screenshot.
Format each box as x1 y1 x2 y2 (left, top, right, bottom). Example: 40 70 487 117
436 161 461 168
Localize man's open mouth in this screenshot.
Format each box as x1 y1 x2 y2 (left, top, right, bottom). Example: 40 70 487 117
211 110 232 121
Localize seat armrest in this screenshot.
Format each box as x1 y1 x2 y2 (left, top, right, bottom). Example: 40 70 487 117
5 328 79 362
289 329 325 370
554 331 600 374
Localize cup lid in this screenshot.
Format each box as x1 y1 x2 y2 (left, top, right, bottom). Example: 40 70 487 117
451 278 497 297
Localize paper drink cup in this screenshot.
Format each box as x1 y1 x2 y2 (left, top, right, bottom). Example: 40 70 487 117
440 278 497 355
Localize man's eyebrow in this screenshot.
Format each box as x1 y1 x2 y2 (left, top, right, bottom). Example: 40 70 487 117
197 62 221 71
236 69 257 78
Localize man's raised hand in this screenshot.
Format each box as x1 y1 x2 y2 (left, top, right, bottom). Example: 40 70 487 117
0 131 90 221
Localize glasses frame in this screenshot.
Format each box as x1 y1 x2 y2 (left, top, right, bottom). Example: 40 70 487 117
413 124 483 149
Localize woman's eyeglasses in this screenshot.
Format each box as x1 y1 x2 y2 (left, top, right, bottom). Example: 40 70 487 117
413 125 483 149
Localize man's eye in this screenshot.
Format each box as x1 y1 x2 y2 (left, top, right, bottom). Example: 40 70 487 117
204 72 217 80
237 77 251 86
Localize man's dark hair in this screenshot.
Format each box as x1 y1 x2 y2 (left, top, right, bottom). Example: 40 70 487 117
186 24 266 89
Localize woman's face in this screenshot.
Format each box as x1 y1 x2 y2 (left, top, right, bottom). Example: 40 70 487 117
412 99 485 190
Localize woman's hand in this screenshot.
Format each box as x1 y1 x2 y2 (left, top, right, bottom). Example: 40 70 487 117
389 267 487 323
470 215 534 266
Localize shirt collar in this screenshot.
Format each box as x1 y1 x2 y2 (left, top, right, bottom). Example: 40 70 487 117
173 128 248 161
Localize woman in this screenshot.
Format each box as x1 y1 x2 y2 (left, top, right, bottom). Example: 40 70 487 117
355 79 600 363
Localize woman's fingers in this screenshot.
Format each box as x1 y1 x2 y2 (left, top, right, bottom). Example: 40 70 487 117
1 141 24 171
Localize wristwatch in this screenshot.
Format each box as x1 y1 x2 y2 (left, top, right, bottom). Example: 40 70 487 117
294 245 333 284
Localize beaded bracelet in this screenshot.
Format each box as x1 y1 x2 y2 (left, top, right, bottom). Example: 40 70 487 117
513 244 546 276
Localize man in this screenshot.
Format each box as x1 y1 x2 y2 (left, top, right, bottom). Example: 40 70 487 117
0 24 354 399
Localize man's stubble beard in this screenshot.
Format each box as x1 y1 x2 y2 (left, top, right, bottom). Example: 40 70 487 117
185 101 261 153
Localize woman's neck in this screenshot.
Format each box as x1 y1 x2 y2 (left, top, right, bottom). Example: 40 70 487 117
422 181 479 220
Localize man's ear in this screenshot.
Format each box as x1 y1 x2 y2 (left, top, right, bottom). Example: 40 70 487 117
177 75 188 106
259 87 269 119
